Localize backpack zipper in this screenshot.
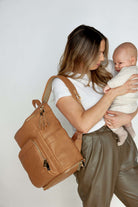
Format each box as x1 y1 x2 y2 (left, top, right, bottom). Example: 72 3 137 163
32 140 50 171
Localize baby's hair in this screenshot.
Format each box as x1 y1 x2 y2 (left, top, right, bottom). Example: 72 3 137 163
114 42 137 60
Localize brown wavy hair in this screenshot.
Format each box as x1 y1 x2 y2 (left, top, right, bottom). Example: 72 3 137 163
58 25 112 92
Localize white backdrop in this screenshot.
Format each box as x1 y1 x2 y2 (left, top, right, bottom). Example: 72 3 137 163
0 0 138 207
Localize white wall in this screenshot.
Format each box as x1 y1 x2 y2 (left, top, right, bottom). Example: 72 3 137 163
0 0 138 207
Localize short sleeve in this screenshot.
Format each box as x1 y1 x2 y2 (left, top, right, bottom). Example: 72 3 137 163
52 78 72 104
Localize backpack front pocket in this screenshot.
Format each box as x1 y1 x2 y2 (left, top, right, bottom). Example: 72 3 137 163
19 139 58 188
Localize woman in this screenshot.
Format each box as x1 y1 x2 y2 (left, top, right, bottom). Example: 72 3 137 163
52 25 138 207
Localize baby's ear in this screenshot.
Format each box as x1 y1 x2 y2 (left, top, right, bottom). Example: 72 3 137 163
131 56 136 65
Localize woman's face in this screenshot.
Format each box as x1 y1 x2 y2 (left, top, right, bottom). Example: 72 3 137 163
89 39 105 70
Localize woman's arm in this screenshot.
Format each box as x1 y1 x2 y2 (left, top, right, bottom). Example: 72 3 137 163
56 74 138 133
57 90 116 133
104 108 138 129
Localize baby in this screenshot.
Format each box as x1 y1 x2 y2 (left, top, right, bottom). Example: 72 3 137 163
104 42 138 146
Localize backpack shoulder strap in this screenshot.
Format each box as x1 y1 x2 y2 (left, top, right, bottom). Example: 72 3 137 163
42 75 81 105
41 75 83 152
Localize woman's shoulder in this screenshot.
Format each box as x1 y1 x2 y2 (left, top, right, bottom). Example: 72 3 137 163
52 77 72 104
52 77 65 87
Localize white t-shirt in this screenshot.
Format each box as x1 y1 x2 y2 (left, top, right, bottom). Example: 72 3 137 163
52 60 115 133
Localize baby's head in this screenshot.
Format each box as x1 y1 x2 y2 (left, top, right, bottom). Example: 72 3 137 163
113 42 137 72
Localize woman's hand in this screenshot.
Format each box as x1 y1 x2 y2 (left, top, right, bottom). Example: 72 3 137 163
104 109 138 129
112 74 138 97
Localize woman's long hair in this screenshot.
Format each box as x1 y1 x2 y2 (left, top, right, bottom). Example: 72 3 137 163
58 25 112 92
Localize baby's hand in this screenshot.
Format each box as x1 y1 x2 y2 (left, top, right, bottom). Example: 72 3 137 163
104 84 110 93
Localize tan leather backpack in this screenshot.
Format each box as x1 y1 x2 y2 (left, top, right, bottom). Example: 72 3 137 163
14 75 85 190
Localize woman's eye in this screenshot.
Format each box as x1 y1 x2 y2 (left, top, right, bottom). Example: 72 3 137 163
119 62 122 65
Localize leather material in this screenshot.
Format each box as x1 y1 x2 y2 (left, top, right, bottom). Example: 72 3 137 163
14 75 84 190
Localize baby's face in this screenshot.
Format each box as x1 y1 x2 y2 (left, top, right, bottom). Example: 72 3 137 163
113 50 132 72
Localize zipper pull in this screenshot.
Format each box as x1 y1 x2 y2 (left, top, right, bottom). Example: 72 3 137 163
43 159 50 171
81 160 85 167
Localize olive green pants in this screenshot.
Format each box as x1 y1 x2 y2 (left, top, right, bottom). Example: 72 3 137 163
75 126 138 207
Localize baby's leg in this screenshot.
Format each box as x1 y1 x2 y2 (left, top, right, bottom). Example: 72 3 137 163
112 127 128 146
124 122 136 138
